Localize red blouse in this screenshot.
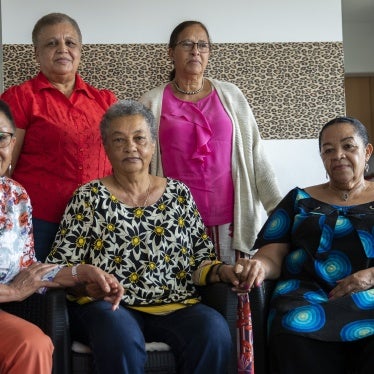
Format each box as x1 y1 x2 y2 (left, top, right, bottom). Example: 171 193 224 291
1 72 117 223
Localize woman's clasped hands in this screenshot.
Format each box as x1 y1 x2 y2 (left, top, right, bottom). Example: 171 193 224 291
69 264 124 310
216 259 266 293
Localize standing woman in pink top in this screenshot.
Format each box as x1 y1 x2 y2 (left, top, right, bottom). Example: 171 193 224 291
1 13 117 261
140 20 282 373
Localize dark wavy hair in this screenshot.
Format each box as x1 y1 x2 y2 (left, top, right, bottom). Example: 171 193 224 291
168 20 211 81
318 116 369 151
0 100 16 132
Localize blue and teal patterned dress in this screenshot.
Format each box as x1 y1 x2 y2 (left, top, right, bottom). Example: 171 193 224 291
254 187 374 342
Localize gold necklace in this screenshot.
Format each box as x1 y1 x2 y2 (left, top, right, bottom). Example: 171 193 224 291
113 175 151 207
173 78 204 95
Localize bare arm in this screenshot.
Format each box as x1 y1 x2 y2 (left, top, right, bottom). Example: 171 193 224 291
207 243 290 293
329 267 374 299
216 243 290 293
251 243 289 279
0 263 60 302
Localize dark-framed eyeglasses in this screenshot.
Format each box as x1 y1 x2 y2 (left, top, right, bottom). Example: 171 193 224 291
175 40 211 53
0 132 14 148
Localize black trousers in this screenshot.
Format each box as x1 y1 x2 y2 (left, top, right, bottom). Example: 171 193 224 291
269 333 374 374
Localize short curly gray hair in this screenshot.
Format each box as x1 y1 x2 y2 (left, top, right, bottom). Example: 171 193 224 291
100 99 157 144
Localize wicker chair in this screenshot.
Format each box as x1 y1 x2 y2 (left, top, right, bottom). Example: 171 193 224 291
71 282 238 374
1 283 237 373
1 289 71 374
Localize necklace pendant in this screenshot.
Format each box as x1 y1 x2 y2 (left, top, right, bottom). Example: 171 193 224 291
342 192 349 201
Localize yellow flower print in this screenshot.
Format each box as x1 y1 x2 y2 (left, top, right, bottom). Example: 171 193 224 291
134 208 144 218
148 262 157 270
129 273 139 283
154 226 164 236
181 247 187 255
107 223 115 231
75 213 84 221
131 236 141 246
158 203 166 211
194 209 199 217
60 228 67 236
164 254 170 263
178 217 185 227
94 239 103 251
177 195 185 203
176 270 187 279
91 186 99 194
76 237 86 248
114 256 122 264
189 256 195 266
49 246 57 256
201 232 209 240
110 195 118 202
84 202 90 209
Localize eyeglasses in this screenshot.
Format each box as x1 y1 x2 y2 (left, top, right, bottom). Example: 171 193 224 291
175 40 211 53
0 132 14 148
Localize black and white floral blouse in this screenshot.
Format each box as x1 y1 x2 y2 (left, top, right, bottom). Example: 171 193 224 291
48 178 217 306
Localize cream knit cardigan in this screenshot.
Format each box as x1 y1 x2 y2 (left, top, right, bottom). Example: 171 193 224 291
140 78 282 254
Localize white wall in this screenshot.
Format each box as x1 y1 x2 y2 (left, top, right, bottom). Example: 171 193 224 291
1 0 342 43
0 0 337 217
343 21 374 74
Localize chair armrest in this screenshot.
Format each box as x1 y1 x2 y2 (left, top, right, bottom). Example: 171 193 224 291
197 283 238 373
1 289 71 374
248 280 276 374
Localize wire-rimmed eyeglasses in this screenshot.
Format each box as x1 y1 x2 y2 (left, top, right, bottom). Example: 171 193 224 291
0 132 14 148
175 40 211 53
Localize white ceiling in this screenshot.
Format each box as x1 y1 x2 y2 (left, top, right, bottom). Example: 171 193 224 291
342 0 374 22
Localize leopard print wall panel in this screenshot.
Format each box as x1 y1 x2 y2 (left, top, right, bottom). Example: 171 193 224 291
2 42 345 139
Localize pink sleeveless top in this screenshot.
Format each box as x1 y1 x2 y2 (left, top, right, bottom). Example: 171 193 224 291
159 84 234 226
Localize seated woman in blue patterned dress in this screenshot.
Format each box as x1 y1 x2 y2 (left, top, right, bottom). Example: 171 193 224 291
46 99 248 374
237 117 374 374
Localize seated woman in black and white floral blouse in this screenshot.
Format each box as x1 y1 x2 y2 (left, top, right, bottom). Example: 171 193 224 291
47 99 249 374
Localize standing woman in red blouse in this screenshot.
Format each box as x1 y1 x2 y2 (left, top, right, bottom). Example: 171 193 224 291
1 13 117 261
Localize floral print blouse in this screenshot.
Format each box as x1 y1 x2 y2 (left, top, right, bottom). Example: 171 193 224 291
48 178 218 306
0 176 60 287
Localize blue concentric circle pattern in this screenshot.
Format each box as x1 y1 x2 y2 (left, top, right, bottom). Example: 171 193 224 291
273 280 300 296
352 289 374 310
282 304 325 333
285 248 307 274
314 250 351 284
263 209 290 240
340 320 374 341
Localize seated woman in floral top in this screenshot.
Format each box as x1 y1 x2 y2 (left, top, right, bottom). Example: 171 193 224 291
0 100 123 374
47 99 250 374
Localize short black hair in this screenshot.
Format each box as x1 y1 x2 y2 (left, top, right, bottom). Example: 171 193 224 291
0 100 16 132
318 116 369 151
